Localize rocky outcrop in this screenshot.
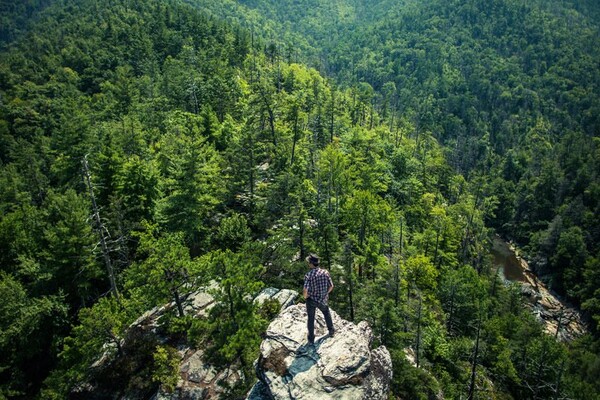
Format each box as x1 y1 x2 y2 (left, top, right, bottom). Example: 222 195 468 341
247 304 393 400
82 287 392 400
153 346 244 400
254 288 298 310
520 268 587 341
153 287 299 400
497 238 587 341
81 286 298 400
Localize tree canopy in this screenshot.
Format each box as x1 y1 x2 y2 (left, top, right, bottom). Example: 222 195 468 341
0 0 599 399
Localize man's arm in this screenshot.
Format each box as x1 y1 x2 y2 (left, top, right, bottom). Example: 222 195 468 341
327 274 334 294
303 272 310 299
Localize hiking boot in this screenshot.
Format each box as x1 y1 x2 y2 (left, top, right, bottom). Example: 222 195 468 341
328 330 335 338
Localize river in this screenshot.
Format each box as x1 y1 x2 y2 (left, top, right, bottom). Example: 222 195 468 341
491 236 527 282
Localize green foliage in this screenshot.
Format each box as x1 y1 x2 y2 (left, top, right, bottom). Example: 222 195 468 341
552 226 588 298
258 298 282 321
390 348 441 400
0 272 67 397
439 265 486 336
126 225 203 315
216 213 252 251
405 254 438 294
152 345 180 393
41 189 105 310
156 111 224 252
114 155 160 228
203 248 265 362
0 0 599 398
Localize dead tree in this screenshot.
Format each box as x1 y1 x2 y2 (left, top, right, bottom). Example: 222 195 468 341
82 155 120 301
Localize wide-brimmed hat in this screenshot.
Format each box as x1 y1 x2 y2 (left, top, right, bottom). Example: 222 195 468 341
305 253 320 266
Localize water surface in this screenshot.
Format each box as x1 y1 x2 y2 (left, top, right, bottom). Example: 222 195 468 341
491 236 527 282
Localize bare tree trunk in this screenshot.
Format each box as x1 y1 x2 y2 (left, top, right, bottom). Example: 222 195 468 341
323 226 331 270
299 209 305 260
227 282 237 326
344 242 355 322
447 284 456 333
330 86 335 142
251 29 256 85
433 219 443 266
255 84 277 146
491 266 501 296
173 288 185 317
554 358 565 400
461 185 482 262
248 129 255 213
554 307 564 339
395 219 403 307
82 155 120 302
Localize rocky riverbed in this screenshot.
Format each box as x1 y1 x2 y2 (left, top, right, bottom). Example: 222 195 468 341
492 236 587 341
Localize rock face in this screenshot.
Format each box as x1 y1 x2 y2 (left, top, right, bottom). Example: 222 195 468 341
248 304 392 400
520 269 587 341
254 288 298 310
153 347 245 400
506 240 587 341
86 287 391 400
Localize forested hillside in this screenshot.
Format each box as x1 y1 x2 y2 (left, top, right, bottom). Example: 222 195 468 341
189 0 600 319
0 0 599 399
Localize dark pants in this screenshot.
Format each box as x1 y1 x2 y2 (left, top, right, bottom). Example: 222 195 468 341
306 297 334 343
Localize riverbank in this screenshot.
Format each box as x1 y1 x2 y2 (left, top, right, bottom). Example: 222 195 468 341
491 236 587 341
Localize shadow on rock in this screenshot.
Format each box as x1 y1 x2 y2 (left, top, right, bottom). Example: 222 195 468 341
287 340 324 379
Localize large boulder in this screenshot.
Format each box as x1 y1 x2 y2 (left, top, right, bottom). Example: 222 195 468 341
248 304 392 400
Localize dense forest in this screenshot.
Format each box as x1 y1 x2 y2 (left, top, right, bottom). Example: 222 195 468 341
0 0 599 399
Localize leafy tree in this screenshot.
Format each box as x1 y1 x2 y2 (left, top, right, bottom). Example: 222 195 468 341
520 335 567 399
41 189 105 311
0 273 67 398
342 189 394 274
405 254 438 296
151 345 179 393
113 154 160 229
551 226 588 299
198 245 266 387
126 226 201 317
439 265 486 336
156 111 224 252
42 296 132 398
1 0 599 398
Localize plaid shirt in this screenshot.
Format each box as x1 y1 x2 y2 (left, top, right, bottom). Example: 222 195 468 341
304 268 333 303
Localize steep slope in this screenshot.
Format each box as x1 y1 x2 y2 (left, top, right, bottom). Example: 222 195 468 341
185 0 600 349
1 0 599 399
0 0 465 397
0 0 53 47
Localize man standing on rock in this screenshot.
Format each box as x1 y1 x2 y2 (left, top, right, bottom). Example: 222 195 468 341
303 253 335 344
